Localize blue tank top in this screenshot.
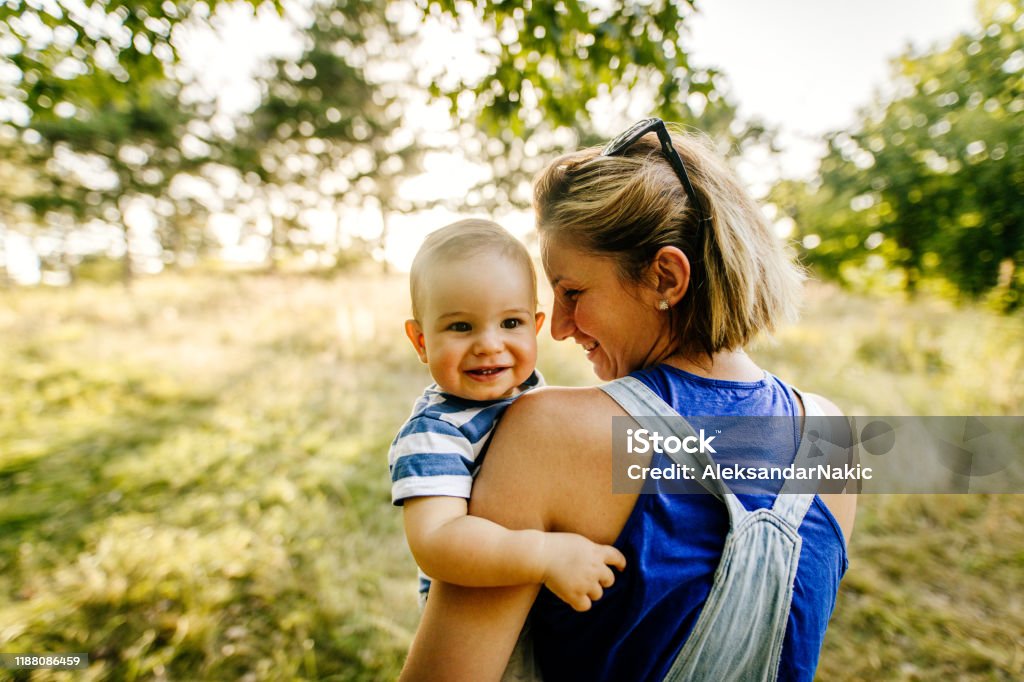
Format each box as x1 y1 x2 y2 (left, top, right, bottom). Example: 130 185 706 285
529 364 849 681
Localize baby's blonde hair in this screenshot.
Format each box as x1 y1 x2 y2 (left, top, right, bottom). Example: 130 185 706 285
409 219 538 320
533 129 803 357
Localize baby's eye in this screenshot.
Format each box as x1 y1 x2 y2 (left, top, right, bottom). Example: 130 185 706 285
501 318 524 329
447 321 471 332
562 288 582 302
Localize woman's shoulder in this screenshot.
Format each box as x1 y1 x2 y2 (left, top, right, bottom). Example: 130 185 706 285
493 386 621 460
801 391 844 417
505 384 624 429
472 385 629 535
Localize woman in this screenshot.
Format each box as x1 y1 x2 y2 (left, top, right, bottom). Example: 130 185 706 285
400 120 857 681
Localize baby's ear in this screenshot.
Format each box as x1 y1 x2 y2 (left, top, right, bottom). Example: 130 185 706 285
534 311 546 335
404 319 428 363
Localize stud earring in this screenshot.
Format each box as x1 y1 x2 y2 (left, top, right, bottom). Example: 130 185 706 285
657 299 670 311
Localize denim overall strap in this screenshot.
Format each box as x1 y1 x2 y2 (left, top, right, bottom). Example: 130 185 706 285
600 376 817 682
599 376 747 521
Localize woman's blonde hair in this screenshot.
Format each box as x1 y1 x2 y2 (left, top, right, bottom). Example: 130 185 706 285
533 129 803 357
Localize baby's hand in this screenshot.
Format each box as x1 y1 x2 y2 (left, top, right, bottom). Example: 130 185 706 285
540 532 627 612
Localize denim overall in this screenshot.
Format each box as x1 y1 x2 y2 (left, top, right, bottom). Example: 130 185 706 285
599 375 826 682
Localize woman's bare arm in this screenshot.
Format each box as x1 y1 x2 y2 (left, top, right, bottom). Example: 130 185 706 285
399 387 633 680
805 392 858 543
401 580 539 682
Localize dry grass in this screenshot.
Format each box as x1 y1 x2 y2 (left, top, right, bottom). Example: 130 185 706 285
0 271 1021 680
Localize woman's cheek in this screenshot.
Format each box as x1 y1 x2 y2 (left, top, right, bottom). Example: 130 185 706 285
595 350 616 381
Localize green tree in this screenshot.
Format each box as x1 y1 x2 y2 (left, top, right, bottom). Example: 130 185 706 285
226 0 422 271
3 0 747 279
0 0 277 282
225 0 758 268
773 0 1024 307
419 0 771 211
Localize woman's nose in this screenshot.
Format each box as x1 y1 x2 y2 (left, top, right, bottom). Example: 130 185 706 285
550 299 574 340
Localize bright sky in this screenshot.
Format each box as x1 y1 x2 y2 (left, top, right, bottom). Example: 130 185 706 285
686 0 978 181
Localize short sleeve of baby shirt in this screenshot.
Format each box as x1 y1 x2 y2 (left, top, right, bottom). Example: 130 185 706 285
389 414 476 505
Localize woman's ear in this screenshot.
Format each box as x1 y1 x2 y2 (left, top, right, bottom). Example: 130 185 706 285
404 319 429 363
650 246 691 305
534 311 546 335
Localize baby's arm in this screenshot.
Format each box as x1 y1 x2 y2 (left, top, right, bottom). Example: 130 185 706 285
403 496 626 611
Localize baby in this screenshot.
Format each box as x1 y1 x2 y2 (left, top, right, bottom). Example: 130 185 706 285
389 219 625 611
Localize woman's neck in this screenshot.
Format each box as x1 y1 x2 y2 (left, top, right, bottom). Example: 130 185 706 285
662 349 764 382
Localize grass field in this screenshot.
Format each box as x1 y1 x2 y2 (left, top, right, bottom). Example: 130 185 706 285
1 270 1022 680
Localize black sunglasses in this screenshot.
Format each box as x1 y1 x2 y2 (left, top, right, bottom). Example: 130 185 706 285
601 117 711 227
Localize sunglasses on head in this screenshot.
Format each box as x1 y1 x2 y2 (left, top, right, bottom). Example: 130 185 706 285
601 117 711 228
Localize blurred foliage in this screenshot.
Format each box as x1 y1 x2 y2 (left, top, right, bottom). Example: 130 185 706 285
224 0 424 270
415 0 775 211
0 0 283 281
426 0 701 133
2 0 764 281
0 272 1021 679
771 0 1024 310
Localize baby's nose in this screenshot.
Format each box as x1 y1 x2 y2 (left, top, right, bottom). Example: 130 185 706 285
473 330 504 353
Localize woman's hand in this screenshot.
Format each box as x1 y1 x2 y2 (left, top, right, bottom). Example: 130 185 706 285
540 532 627 611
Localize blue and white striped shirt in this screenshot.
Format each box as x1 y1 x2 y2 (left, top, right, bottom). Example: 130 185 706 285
389 371 544 506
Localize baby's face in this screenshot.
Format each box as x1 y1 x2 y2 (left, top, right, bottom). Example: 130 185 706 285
406 254 544 401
